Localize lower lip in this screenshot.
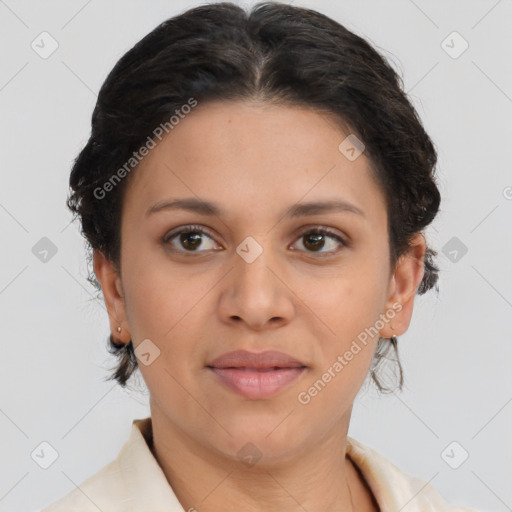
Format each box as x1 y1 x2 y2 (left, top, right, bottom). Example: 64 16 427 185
209 367 306 399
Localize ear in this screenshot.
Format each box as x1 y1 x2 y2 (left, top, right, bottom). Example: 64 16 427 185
380 233 426 338
93 250 130 344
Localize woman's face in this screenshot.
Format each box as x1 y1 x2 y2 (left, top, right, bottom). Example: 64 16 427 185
96 100 425 464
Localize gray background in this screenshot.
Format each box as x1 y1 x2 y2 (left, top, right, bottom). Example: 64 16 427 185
1 1 511 511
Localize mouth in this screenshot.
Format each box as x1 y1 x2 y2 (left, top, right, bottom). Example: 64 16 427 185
206 350 308 399
207 349 307 370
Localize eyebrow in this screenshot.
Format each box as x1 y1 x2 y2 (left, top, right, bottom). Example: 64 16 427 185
146 197 365 219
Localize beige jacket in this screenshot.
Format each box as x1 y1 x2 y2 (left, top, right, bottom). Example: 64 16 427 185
41 417 478 512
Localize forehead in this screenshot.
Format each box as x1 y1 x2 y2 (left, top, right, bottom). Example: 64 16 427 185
122 100 387 226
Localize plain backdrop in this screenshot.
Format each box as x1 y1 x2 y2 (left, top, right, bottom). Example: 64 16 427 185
1 1 511 511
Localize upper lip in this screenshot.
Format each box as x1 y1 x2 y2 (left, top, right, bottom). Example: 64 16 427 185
207 350 307 370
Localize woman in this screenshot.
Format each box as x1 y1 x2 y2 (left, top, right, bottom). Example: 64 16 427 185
42 2 478 510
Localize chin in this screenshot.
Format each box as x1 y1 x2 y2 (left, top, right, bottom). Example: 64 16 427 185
210 414 305 462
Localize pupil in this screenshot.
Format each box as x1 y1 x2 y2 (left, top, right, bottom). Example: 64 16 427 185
181 232 202 250
305 233 324 251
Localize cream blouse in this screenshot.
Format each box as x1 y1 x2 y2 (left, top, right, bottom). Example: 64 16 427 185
41 417 478 511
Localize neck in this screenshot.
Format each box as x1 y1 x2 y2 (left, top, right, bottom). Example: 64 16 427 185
149 405 364 512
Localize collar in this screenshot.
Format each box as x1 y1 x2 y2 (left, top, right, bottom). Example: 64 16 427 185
121 416 449 511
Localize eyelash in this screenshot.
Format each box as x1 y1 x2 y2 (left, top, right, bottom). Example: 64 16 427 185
162 224 348 256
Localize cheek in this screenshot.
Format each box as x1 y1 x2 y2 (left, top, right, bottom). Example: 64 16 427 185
121 266 207 406
295 354 371 435
121 249 213 372
298 262 388 399
120 240 192 339
297 280 383 415
122 275 170 342
306 263 388 336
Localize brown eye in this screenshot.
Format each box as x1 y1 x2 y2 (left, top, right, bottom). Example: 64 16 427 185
292 228 347 254
303 232 325 251
163 225 219 253
178 231 203 251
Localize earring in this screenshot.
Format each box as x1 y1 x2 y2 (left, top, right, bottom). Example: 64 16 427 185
390 334 398 344
116 326 122 333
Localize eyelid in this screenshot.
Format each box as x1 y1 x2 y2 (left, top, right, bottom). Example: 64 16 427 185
291 224 348 244
162 224 216 243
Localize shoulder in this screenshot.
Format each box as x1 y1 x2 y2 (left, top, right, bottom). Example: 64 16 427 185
40 417 182 512
346 436 481 512
40 458 126 512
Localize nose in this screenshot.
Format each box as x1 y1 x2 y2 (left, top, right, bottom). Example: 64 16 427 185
217 240 295 331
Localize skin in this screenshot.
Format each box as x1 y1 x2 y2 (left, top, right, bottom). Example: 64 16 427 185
94 100 426 512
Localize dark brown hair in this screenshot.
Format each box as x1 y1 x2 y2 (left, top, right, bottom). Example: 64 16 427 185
67 2 440 392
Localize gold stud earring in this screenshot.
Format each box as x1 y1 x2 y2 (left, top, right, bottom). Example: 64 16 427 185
116 326 122 333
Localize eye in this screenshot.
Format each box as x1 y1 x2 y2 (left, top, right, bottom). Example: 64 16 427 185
290 227 347 255
162 224 348 256
162 224 220 254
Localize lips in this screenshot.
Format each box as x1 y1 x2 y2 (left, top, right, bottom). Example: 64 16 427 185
207 350 307 370
207 350 307 399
